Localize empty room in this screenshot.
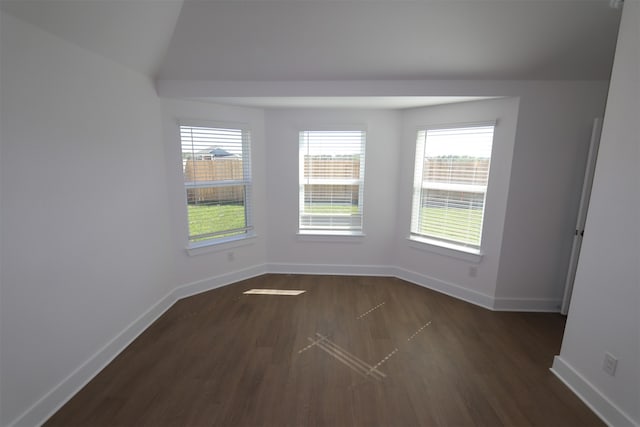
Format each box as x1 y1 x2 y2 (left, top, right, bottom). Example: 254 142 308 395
0 0 638 426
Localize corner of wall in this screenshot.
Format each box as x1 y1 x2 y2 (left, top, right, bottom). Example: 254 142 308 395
551 356 637 427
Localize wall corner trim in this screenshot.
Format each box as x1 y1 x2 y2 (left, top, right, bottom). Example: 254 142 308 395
392 267 495 310
492 296 561 312
8 264 269 427
267 263 395 277
7 291 178 427
551 356 638 427
173 263 268 300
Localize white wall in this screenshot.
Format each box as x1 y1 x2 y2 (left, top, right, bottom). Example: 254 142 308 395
494 84 610 310
0 4 615 425
0 11 174 426
163 79 609 310
395 98 519 306
261 87 607 312
0 9 4 425
160 99 268 291
265 109 400 272
553 1 639 426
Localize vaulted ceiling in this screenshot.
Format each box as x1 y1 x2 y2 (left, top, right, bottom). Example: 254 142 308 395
1 0 622 82
161 0 621 81
0 0 184 77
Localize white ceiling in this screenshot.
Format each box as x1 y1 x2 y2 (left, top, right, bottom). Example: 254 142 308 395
0 0 185 77
1 0 621 83
190 96 499 109
159 0 621 81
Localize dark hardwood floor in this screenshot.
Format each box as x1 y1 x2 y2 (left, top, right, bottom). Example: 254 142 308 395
45 274 602 426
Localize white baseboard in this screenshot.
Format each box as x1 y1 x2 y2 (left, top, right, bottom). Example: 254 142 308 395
266 264 560 313
493 296 562 312
266 262 395 277
392 266 495 310
173 263 268 300
551 356 637 427
10 265 268 427
8 290 177 427
11 263 565 427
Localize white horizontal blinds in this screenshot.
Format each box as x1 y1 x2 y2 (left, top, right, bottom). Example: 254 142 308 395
299 130 366 232
411 124 495 248
180 124 252 243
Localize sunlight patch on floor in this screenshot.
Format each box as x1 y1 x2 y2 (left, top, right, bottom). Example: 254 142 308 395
243 289 306 295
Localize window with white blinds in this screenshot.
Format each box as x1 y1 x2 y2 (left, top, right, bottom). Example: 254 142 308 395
179 123 252 245
410 124 495 250
299 130 366 234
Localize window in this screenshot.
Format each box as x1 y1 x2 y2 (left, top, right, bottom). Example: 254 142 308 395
299 130 366 234
179 123 252 246
410 123 495 251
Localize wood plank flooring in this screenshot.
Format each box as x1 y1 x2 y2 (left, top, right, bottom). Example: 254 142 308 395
45 274 603 426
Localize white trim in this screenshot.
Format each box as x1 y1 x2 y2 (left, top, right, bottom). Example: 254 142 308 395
13 263 565 427
173 264 267 300
186 233 257 256
551 356 637 427
267 263 394 277
416 120 497 132
407 237 483 263
561 117 603 315
10 265 268 427
393 266 494 310
267 264 559 313
492 297 561 312
7 290 177 427
178 118 251 132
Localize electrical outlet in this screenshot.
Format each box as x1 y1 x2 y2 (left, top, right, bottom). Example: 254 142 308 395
468 266 477 277
603 353 618 376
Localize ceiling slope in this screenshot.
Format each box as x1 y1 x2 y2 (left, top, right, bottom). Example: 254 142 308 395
158 0 621 81
0 0 185 78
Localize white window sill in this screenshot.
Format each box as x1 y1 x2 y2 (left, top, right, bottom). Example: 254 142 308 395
407 236 483 263
186 233 257 256
297 231 366 243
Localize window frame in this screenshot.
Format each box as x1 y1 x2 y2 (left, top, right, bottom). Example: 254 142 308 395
409 121 496 255
298 128 367 236
178 120 254 249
